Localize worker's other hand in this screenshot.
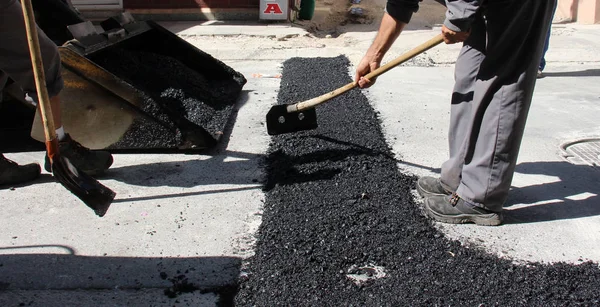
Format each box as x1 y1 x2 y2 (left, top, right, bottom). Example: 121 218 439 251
355 54 381 88
441 25 470 44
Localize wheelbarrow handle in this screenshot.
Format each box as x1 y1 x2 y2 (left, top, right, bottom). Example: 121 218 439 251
288 33 445 113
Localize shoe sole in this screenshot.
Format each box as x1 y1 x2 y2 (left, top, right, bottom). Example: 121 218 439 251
425 201 503 226
416 180 452 198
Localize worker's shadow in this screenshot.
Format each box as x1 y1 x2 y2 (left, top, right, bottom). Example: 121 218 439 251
503 161 600 224
108 150 262 186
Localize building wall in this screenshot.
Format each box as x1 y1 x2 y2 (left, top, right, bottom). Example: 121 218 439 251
123 0 259 9
556 0 600 24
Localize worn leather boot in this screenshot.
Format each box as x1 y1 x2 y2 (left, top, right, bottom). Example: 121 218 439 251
0 154 41 186
424 193 503 226
416 176 453 198
44 134 113 176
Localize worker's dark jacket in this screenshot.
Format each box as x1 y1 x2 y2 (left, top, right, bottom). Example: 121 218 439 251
386 0 480 32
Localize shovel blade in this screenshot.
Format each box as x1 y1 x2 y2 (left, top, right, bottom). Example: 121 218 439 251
266 105 318 135
51 154 115 217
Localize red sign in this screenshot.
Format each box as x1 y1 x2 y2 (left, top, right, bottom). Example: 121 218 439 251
264 3 283 14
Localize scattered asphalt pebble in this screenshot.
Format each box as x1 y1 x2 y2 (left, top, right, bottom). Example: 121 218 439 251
90 47 245 150
234 56 600 306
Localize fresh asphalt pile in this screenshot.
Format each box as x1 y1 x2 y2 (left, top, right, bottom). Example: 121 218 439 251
90 48 243 150
235 56 600 306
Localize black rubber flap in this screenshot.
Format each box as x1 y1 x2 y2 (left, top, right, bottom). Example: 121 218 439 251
266 105 318 135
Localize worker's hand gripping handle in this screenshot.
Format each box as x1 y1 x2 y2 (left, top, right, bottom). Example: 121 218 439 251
288 34 445 113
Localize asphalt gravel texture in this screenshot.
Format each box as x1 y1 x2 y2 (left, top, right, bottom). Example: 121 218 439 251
234 56 600 306
90 47 244 150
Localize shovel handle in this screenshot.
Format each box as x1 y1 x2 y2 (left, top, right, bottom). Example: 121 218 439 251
20 0 58 148
288 33 444 113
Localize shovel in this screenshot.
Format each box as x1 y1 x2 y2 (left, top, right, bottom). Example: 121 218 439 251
21 0 115 217
266 34 444 135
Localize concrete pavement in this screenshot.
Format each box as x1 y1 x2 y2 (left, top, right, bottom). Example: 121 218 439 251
1 9 600 306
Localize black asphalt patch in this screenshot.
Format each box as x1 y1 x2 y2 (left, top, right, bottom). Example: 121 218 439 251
235 56 600 306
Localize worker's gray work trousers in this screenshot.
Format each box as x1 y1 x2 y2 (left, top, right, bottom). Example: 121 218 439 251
0 0 64 101
439 0 556 212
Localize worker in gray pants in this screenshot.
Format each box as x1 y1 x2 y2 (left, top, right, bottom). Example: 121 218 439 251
355 0 556 226
0 0 112 186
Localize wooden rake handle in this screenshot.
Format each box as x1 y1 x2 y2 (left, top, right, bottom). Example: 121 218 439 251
21 0 58 147
287 33 444 113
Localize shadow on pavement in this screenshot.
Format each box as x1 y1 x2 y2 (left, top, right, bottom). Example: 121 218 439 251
112 186 259 203
389 159 599 225
0 247 240 305
543 69 600 77
505 161 600 224
261 149 346 191
106 150 263 188
351 158 598 225
0 173 55 190
262 135 400 191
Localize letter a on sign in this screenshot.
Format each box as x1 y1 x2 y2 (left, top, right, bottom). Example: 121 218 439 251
264 3 283 14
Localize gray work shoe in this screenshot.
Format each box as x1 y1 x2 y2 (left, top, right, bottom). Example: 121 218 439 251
417 176 453 198
44 134 113 176
424 193 503 226
0 154 41 186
